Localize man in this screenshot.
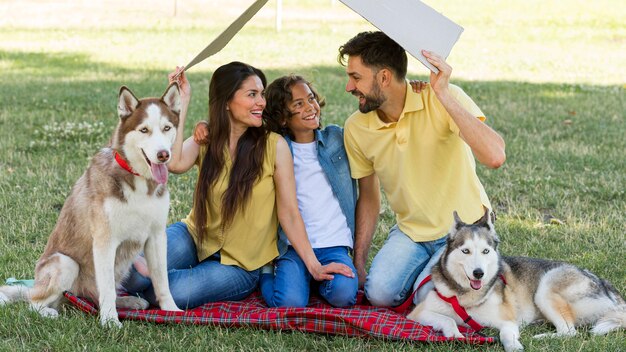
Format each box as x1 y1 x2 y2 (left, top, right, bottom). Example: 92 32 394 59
339 31 505 307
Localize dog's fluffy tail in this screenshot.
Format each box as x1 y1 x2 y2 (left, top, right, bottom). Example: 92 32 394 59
592 305 626 335
0 285 30 305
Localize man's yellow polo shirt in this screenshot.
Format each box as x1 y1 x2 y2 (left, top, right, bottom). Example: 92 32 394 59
182 132 280 271
344 83 492 242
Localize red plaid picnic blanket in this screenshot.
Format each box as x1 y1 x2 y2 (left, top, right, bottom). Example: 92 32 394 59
64 291 495 344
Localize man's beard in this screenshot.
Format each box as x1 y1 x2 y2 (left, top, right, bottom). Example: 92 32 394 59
353 81 385 113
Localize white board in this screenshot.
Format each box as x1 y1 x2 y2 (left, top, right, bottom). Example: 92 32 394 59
339 0 463 73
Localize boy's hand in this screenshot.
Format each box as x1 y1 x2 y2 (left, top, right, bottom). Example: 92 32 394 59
409 79 428 93
193 120 209 144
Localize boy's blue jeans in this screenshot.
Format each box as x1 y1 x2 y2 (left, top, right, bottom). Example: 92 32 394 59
364 225 447 307
123 222 260 309
260 246 358 308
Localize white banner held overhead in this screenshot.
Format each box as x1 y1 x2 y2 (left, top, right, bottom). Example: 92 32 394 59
184 0 269 71
339 0 463 73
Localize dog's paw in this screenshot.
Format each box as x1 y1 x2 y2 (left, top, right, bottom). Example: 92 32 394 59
502 339 524 352
116 296 149 310
37 307 60 318
0 292 8 305
163 306 183 312
533 330 576 339
160 303 183 312
502 341 524 352
100 316 123 329
532 332 551 339
442 326 464 339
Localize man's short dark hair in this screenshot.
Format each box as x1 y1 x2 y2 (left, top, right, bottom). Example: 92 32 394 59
338 31 407 80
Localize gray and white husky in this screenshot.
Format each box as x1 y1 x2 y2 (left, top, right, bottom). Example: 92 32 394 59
0 84 183 327
407 208 625 351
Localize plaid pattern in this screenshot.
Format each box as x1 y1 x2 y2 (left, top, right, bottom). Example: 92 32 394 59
64 291 495 344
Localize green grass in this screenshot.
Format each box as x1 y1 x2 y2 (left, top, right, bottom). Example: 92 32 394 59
0 0 625 351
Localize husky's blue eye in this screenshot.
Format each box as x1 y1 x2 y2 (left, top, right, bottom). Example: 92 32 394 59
462 249 470 254
482 249 490 254
163 126 171 132
139 127 149 133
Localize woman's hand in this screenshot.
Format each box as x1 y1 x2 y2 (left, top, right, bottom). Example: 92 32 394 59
165 65 200 174
168 66 191 106
308 261 355 282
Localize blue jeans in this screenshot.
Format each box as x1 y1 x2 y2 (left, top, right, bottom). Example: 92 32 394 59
364 225 447 307
123 222 260 309
260 246 358 308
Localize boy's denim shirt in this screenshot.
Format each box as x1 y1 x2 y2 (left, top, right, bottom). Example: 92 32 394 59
277 125 357 256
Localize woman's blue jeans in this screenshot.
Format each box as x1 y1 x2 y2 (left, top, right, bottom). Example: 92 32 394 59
260 246 358 308
123 222 260 309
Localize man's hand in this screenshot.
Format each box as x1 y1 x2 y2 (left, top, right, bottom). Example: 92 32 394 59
356 266 367 289
422 50 452 96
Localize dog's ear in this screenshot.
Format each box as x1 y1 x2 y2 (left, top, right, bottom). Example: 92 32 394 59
162 82 181 115
471 205 494 231
453 211 466 229
448 211 466 240
474 205 490 227
481 206 496 233
476 206 499 246
118 86 140 119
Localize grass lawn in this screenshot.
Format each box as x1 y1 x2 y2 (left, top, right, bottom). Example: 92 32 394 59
0 0 624 351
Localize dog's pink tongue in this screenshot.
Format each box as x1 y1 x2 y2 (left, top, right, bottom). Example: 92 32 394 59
151 163 168 184
470 280 482 290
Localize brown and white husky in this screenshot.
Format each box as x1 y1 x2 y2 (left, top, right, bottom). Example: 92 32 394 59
407 208 625 351
0 84 182 327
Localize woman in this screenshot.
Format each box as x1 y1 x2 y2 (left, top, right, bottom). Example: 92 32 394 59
124 62 352 309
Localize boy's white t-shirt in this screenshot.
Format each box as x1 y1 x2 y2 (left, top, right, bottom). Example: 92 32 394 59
289 141 353 249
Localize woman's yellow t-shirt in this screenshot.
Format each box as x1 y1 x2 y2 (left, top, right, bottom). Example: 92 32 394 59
182 132 280 271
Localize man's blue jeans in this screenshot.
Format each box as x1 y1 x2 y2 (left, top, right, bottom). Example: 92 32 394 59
260 246 358 308
364 225 447 307
123 222 260 309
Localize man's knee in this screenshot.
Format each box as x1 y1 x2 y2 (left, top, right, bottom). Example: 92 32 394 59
364 277 406 307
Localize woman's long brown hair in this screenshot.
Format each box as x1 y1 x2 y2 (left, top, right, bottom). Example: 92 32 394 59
193 62 268 244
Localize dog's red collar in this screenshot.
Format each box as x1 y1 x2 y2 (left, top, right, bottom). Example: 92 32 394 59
114 151 140 176
422 274 506 332
432 283 485 332
394 274 507 333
